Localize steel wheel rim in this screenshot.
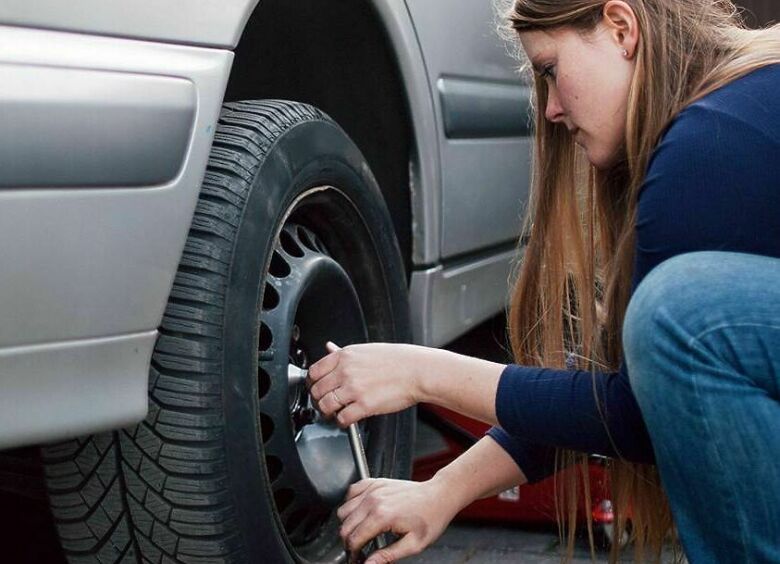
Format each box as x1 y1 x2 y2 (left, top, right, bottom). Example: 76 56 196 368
256 190 374 558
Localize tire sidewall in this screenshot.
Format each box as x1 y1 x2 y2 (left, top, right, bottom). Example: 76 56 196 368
221 117 413 562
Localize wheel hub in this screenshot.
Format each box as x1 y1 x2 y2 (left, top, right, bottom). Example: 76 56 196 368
257 222 369 545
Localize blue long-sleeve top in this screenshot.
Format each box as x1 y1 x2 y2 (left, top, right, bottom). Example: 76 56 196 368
487 63 780 483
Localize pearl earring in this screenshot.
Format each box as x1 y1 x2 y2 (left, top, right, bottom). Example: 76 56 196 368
622 49 629 57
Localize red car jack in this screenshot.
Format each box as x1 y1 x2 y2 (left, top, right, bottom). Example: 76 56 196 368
413 405 623 547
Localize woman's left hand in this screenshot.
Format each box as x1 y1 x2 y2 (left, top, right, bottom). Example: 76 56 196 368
307 342 430 427
337 477 458 563
308 340 504 428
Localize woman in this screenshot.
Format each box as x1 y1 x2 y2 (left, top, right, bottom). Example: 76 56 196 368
307 1 780 562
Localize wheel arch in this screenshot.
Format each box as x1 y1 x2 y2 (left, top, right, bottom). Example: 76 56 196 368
225 0 443 280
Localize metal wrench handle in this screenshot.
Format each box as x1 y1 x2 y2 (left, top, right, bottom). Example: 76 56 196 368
347 423 370 480
347 423 388 551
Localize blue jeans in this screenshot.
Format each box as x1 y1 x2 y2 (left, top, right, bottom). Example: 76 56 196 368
623 251 780 564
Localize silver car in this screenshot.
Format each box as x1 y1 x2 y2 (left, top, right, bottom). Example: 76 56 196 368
0 1 531 562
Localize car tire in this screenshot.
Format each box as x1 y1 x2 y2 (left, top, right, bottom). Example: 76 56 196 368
41 100 414 564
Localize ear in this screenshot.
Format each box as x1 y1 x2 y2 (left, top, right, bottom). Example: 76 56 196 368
601 0 640 58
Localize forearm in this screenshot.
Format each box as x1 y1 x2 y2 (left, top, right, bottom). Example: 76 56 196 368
415 347 505 426
430 435 528 514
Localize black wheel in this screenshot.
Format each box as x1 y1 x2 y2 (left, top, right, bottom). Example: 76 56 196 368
41 100 414 563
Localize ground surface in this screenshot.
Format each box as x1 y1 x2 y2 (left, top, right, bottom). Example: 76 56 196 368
0 489 649 563
407 522 629 563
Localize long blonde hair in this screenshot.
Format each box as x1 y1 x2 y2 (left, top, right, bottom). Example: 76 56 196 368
497 1 780 562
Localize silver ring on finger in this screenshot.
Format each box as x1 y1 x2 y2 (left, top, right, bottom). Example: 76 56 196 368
331 388 345 408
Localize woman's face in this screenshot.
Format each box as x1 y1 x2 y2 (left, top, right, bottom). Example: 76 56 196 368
519 17 637 169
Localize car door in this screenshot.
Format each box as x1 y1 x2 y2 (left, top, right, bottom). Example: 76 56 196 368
405 0 533 260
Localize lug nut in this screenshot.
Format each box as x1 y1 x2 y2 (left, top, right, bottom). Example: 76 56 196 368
293 407 317 428
288 364 307 387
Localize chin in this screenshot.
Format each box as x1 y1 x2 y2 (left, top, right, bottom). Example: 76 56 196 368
584 150 607 170
587 146 621 171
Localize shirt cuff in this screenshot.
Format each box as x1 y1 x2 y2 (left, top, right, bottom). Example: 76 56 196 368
485 426 558 484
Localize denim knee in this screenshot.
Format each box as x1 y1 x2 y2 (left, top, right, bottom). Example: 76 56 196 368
622 252 723 396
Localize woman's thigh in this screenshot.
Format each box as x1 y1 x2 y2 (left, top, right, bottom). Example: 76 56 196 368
623 251 780 564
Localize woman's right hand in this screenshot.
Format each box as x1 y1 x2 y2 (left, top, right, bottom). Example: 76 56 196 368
337 476 460 563
307 342 432 427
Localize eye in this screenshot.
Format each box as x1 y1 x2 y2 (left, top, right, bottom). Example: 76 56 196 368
540 64 557 81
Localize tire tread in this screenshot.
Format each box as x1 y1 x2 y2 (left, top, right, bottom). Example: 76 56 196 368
43 100 325 563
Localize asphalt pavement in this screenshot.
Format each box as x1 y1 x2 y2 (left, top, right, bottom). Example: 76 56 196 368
407 522 625 563
0 489 629 564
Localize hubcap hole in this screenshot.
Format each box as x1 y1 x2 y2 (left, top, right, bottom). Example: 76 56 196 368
262 284 280 311
259 323 273 352
285 508 308 536
296 225 323 254
258 367 271 399
274 488 295 514
269 251 291 278
266 455 282 483
260 413 274 443
296 226 314 251
280 229 305 258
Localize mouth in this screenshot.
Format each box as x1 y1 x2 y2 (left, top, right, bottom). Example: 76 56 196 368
572 128 585 148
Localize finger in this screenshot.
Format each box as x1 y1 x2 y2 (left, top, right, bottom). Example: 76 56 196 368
339 500 371 541
326 341 342 353
336 402 367 428
337 492 365 521
309 372 342 403
345 509 390 555
316 388 350 418
365 533 424 564
344 478 377 502
308 348 340 381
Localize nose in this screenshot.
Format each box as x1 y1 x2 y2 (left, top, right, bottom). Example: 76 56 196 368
544 89 566 124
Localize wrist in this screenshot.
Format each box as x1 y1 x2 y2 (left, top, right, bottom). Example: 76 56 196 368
428 464 476 515
427 470 476 520
413 347 454 405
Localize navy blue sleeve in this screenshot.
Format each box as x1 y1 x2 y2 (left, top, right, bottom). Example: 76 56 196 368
485 426 557 484
490 362 653 471
488 64 780 483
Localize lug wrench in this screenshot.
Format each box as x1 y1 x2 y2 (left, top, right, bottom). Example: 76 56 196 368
288 365 388 557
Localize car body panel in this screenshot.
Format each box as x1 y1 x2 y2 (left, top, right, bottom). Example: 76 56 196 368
0 0 259 48
0 25 232 448
410 247 519 347
0 65 195 188
438 76 532 139
0 332 155 449
404 0 532 260
369 0 442 267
